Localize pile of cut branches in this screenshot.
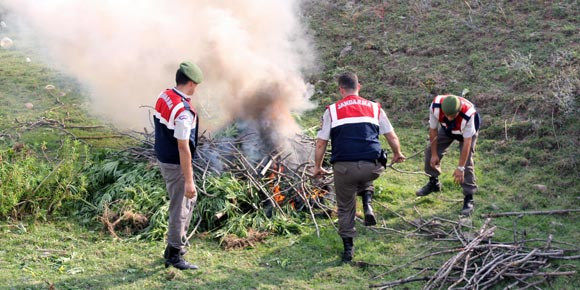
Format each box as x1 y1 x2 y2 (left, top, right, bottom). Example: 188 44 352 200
118 128 335 238
370 213 580 289
130 129 331 205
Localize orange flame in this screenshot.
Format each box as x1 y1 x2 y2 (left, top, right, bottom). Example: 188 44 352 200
273 185 284 203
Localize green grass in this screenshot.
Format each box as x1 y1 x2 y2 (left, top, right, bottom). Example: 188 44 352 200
0 48 136 151
1 1 580 289
0 220 418 289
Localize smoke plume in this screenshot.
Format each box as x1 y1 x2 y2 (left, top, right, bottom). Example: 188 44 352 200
1 0 318 145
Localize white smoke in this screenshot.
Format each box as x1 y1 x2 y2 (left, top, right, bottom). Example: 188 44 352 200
1 0 318 138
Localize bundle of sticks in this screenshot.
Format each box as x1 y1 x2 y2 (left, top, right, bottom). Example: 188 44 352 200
123 129 335 236
370 216 579 289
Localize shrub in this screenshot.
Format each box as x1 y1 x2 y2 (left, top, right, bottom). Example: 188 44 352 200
79 151 307 242
79 151 167 239
0 139 89 219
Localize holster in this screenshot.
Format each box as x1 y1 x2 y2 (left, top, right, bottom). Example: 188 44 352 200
378 149 388 168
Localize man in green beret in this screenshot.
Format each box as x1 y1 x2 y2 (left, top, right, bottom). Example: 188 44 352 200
416 94 480 216
154 61 203 270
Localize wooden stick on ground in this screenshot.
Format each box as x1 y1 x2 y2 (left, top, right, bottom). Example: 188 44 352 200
482 209 580 218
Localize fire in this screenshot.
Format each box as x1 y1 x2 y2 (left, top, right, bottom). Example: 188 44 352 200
265 162 329 210
272 184 284 203
309 188 326 199
269 163 286 204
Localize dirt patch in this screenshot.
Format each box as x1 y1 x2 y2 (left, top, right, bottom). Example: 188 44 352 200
221 229 269 250
101 209 149 238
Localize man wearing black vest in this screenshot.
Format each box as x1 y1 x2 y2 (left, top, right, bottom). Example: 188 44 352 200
313 72 405 263
153 61 202 270
416 94 480 216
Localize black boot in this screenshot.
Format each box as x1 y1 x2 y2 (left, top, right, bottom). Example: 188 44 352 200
416 177 442 196
341 237 354 263
164 246 186 259
362 191 377 226
460 195 474 216
164 246 198 270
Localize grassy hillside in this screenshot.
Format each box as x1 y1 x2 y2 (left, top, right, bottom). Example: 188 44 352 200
1 1 579 289
304 0 579 213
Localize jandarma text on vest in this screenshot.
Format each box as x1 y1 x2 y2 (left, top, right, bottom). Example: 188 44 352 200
337 99 372 110
160 93 174 108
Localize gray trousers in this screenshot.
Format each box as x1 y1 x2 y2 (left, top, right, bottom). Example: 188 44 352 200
333 161 384 238
424 128 478 196
158 161 196 249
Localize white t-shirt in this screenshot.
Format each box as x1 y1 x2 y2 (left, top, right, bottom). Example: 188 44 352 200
317 108 394 140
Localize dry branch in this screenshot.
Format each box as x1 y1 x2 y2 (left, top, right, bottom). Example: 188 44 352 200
371 217 579 289
371 275 430 289
76 135 126 139
482 209 580 218
13 116 129 142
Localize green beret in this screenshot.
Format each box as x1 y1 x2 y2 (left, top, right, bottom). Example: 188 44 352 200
179 61 203 84
441 95 461 115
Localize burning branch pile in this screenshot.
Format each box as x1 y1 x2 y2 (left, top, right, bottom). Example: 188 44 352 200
370 217 579 289
122 127 335 240
131 129 332 210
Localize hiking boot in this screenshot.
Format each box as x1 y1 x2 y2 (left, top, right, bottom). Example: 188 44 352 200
164 246 198 270
341 237 354 263
164 245 186 259
460 195 474 216
362 191 377 226
416 177 441 196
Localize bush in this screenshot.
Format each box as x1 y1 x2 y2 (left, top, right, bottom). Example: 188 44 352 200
79 151 167 239
79 152 307 242
0 139 89 219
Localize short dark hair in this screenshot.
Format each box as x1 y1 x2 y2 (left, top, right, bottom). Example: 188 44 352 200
175 69 191 85
337 72 358 91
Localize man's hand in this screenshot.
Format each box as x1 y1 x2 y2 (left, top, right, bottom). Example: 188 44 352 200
453 169 464 184
312 166 331 178
392 152 406 164
313 138 330 178
430 156 440 169
384 131 405 165
184 180 197 200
